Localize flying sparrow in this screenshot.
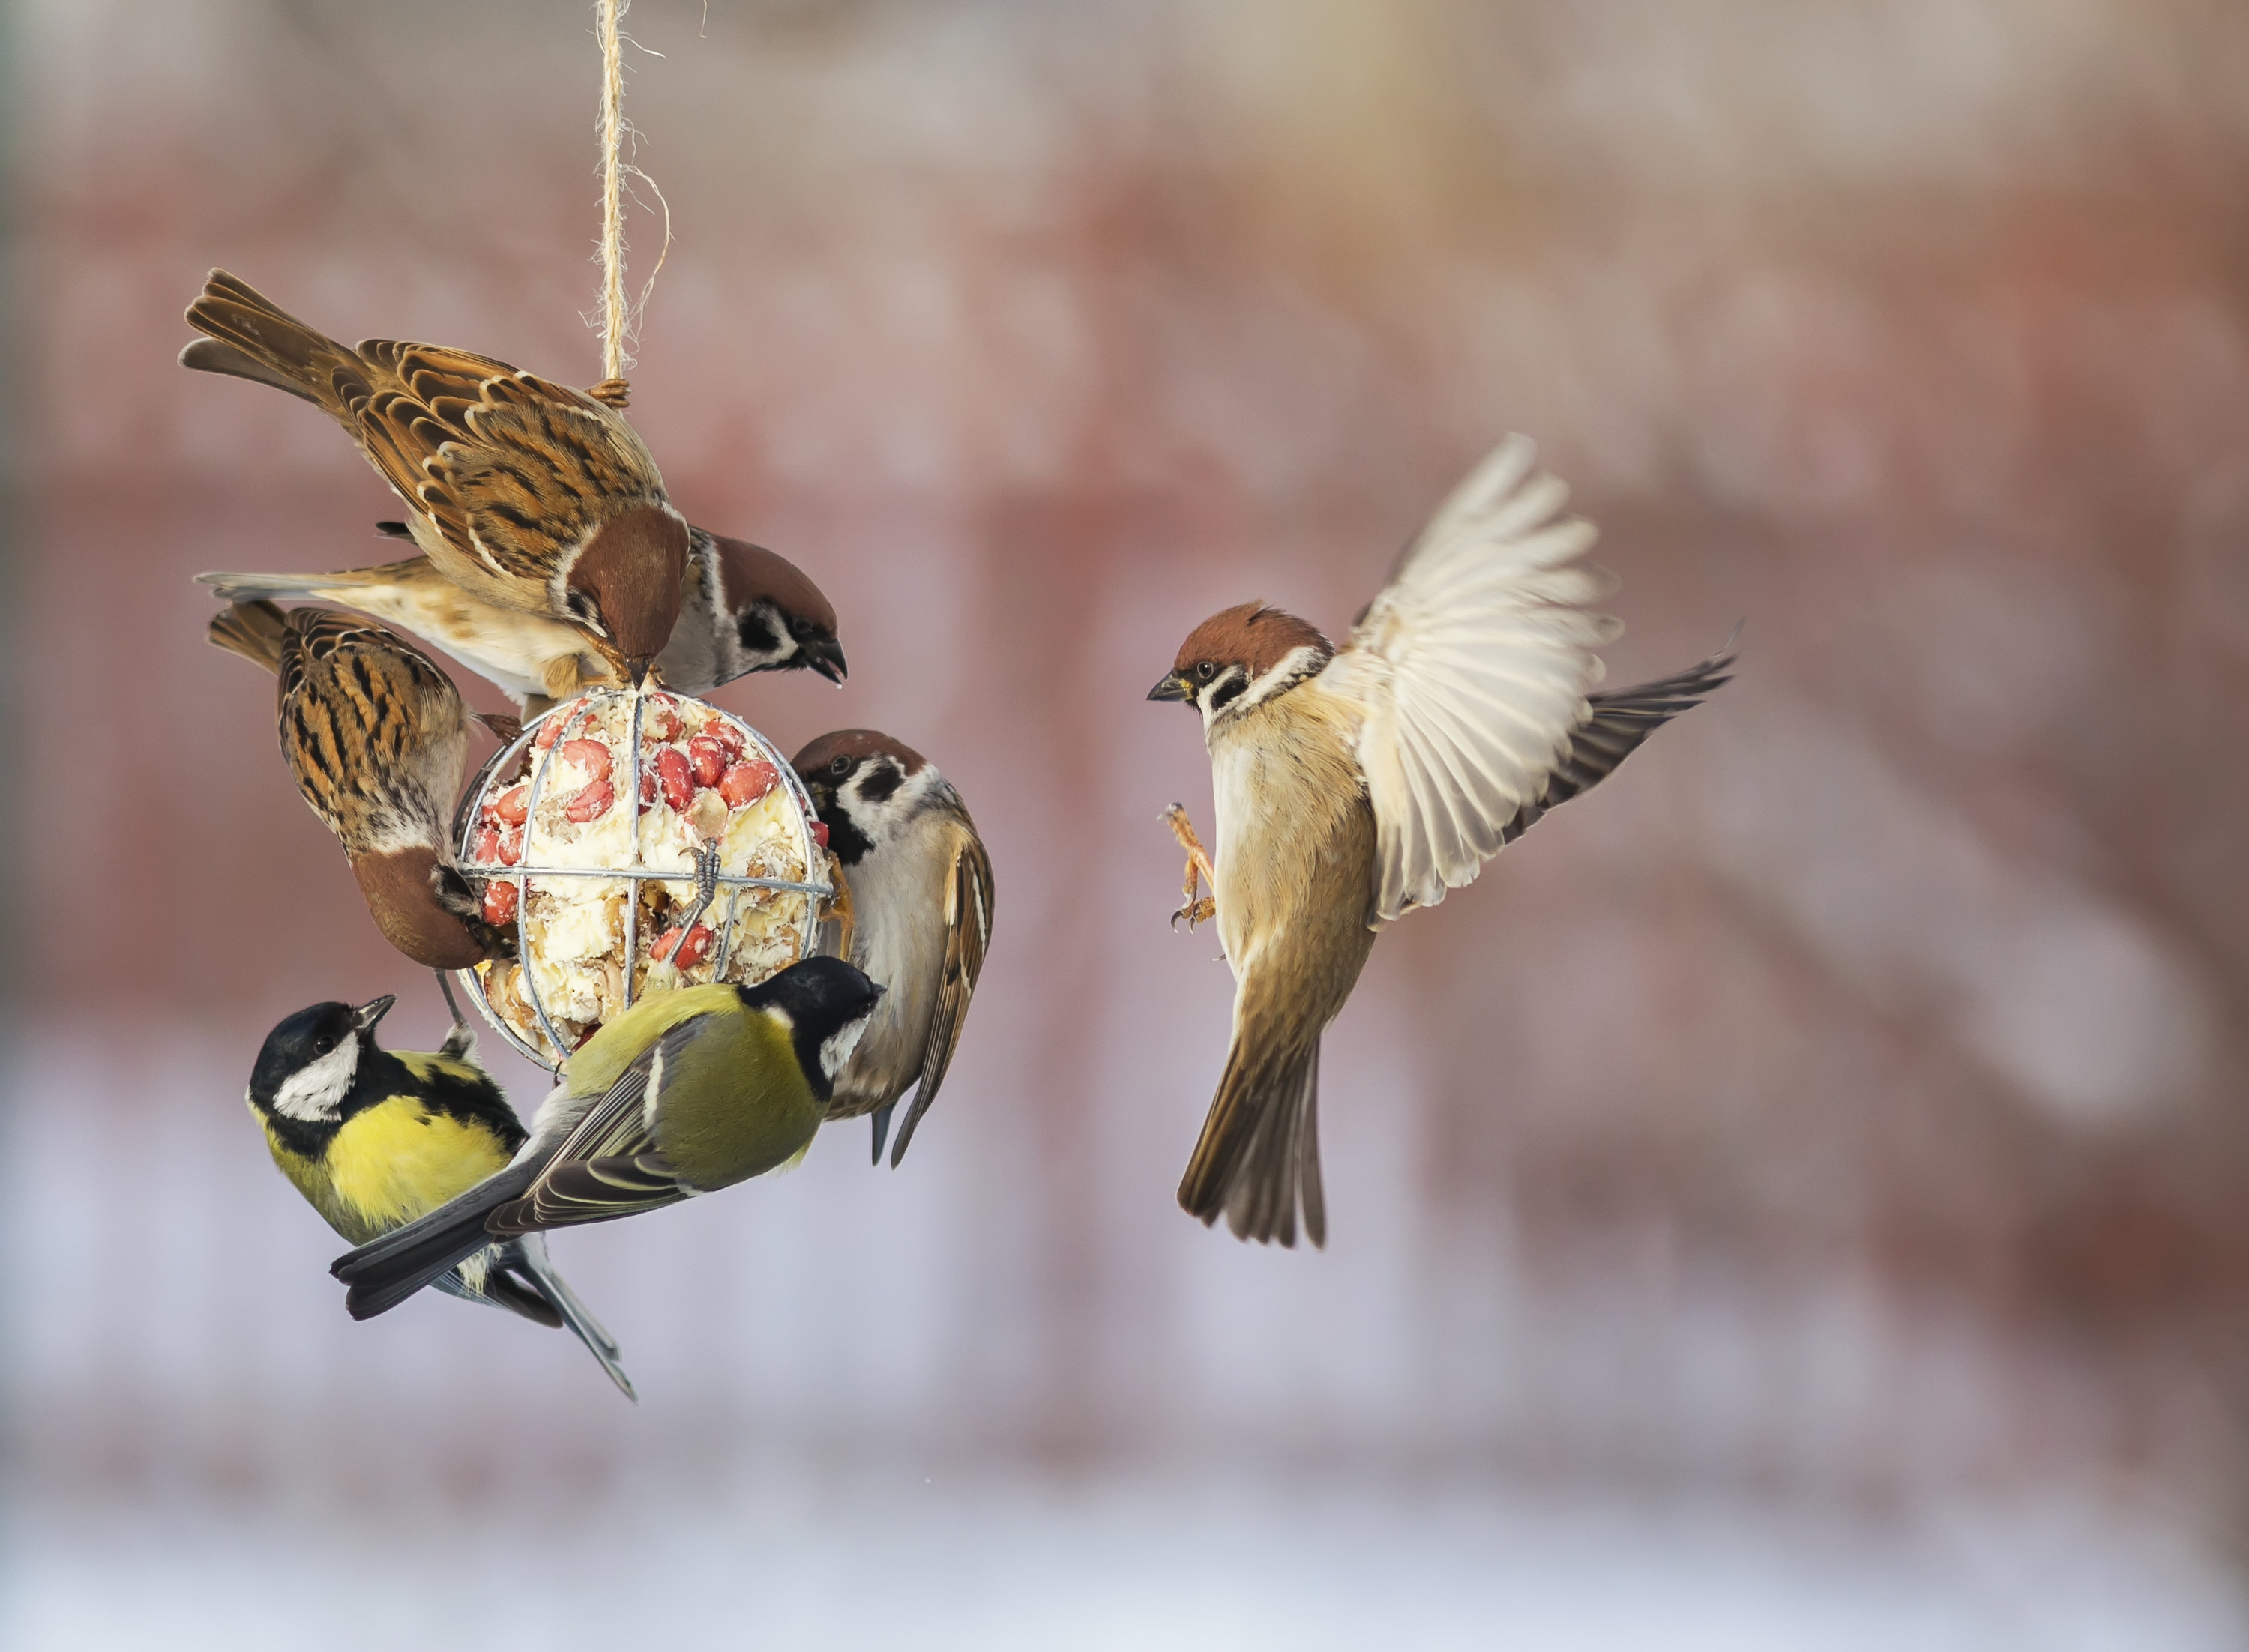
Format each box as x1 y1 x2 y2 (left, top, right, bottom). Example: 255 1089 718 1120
181 269 689 684
794 730 994 1166
1149 435 1732 1248
209 599 511 970
199 525 845 713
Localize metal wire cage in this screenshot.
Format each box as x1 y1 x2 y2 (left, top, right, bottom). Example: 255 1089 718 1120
449 685 831 1073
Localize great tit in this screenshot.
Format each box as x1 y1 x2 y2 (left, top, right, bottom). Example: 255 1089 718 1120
331 956 884 1322
249 995 635 1396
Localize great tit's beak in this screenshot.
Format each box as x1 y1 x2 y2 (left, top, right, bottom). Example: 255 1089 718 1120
802 634 848 685
353 995 397 1032
1147 670 1192 702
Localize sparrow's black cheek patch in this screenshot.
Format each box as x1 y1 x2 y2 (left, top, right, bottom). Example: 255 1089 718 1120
736 605 782 658
825 809 876 868
1209 678 1247 711
855 762 903 806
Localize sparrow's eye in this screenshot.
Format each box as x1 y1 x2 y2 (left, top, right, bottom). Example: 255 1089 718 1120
828 755 852 778
1194 661 1217 681
789 617 818 639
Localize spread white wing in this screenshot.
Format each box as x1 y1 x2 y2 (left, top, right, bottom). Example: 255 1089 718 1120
1321 435 1620 923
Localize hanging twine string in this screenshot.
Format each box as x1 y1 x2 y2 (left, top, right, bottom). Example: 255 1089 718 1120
590 0 672 407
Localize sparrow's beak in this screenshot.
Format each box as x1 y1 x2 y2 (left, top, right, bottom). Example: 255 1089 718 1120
353 994 397 1032
803 635 849 685
627 656 653 689
1147 671 1192 702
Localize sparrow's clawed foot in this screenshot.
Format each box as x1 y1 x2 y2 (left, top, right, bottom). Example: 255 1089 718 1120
1163 804 1220 930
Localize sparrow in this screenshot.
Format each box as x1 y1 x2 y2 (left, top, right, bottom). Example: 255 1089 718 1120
199 525 845 714
1149 435 1732 1248
331 957 884 1321
794 730 994 1166
208 599 508 970
249 995 633 1397
181 269 689 684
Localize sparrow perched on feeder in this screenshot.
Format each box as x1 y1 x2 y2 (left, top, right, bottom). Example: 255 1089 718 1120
1149 436 1732 1249
181 269 688 684
793 730 994 1166
199 525 845 713
248 995 633 1397
209 599 507 970
331 957 883 1321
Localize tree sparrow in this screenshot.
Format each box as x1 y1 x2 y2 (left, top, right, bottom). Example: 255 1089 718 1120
1149 436 1732 1248
199 525 844 713
793 730 994 1167
181 270 688 684
209 600 512 969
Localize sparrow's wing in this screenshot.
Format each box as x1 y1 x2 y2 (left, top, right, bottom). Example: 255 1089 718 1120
1495 642 1735 848
353 343 671 588
1321 435 1621 923
275 609 464 838
484 1016 711 1233
888 825 995 1166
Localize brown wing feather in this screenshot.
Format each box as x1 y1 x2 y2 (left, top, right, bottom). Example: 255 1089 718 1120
184 272 672 599
888 826 995 1166
273 609 464 849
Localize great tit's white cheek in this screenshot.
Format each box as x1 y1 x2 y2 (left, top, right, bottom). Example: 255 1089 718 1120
273 1039 361 1122
819 1016 871 1081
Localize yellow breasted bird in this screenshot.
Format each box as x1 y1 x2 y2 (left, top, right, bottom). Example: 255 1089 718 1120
331 957 884 1321
249 995 634 1397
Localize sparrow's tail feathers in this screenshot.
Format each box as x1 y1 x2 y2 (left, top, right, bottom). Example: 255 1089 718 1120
178 339 323 407
331 1160 541 1321
182 270 363 420
196 570 340 605
207 599 291 675
1178 1036 1325 1250
505 1234 637 1401
1499 634 1738 847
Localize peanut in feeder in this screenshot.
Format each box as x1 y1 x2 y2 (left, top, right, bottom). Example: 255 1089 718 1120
453 683 840 1071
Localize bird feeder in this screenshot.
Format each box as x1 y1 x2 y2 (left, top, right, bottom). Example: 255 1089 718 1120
451 685 833 1072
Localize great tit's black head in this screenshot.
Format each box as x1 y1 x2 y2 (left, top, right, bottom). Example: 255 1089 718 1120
1148 601 1333 728
711 534 846 686
790 728 942 868
247 995 395 1131
739 956 885 1101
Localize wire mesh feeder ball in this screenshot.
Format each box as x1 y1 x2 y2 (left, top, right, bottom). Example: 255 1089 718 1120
451 686 837 1073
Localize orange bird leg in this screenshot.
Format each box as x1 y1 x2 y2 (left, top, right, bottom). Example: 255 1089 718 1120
1163 803 1219 930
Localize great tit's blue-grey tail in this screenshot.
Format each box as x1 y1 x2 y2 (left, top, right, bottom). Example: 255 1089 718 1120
506 1235 635 1401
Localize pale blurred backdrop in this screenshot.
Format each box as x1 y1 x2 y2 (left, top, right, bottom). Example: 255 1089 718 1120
6 1 2249 1647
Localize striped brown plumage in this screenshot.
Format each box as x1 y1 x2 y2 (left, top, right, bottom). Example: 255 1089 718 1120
182 271 690 678
210 600 497 971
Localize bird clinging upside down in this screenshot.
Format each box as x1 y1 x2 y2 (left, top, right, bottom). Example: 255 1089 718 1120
1151 435 1733 1249
248 995 633 1397
331 956 885 1323
181 269 689 684
208 599 509 970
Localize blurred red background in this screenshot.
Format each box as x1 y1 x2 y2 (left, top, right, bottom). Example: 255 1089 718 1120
8 2 2249 1645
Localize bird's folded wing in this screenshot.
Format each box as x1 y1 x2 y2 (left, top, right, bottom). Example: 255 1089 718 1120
891 828 996 1164
350 342 669 584
485 1014 712 1232
1320 435 1621 923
